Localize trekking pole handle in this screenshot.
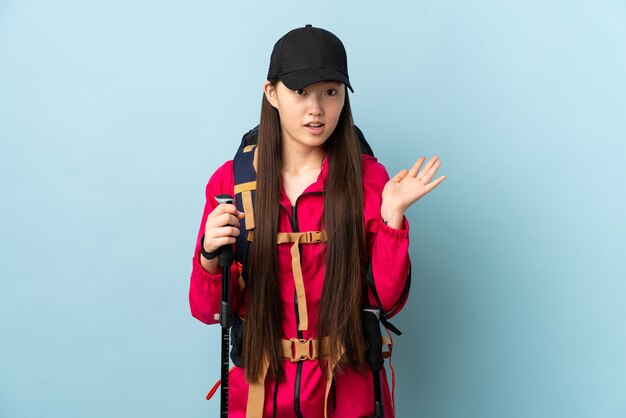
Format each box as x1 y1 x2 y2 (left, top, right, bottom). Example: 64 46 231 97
214 194 236 268
215 194 235 329
215 194 235 206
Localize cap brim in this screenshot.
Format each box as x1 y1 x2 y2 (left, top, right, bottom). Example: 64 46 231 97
280 67 354 93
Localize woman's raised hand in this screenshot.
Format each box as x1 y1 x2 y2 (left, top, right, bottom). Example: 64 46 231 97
380 156 446 229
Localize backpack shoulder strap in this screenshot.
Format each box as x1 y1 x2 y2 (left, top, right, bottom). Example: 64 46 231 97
233 127 259 274
355 125 374 156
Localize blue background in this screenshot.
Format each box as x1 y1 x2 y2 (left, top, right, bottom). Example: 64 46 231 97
1 1 625 417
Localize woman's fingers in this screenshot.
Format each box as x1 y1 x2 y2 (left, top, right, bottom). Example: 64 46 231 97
385 156 445 210
212 225 241 238
425 175 447 191
202 203 244 252
391 169 409 182
205 236 237 252
407 157 425 177
207 206 242 228
203 226 241 253
211 203 242 218
420 159 441 184
207 213 239 229
416 156 438 180
405 156 442 183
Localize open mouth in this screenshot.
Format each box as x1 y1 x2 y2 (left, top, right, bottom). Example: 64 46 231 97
305 122 324 128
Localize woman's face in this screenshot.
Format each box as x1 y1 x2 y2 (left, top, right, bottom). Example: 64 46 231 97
265 80 345 151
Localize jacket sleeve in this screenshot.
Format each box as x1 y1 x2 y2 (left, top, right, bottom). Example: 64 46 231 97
189 161 241 325
362 156 411 317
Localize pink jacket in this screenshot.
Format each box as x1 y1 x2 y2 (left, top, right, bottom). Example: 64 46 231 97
189 154 411 417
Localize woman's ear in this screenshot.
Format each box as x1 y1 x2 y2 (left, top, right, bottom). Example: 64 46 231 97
264 81 279 109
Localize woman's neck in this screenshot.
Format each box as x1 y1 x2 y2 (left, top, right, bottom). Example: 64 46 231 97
280 141 326 176
280 141 326 205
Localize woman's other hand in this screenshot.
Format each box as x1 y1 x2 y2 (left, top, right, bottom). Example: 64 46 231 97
380 156 446 229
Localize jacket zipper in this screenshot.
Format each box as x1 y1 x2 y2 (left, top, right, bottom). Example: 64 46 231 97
291 203 304 418
280 191 323 418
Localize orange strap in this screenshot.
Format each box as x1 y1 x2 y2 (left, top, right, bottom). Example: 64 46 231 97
281 336 330 360
233 181 257 194
322 342 344 418
233 181 256 231
241 190 255 229
323 361 334 418
276 231 327 331
245 337 336 418
245 356 269 418
241 230 327 318
234 144 257 229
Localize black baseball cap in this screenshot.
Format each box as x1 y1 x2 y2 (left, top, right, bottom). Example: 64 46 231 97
267 25 353 92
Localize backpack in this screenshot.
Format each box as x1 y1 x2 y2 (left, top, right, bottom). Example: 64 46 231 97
228 124 410 365
200 125 412 416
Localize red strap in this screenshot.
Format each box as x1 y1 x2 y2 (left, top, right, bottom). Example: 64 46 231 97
205 378 221 400
205 366 236 400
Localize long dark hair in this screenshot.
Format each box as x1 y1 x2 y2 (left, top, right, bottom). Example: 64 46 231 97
242 83 367 381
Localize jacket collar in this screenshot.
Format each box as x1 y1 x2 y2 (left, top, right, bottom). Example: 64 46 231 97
279 152 329 209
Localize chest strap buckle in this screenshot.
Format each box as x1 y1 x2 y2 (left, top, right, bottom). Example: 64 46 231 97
281 337 323 362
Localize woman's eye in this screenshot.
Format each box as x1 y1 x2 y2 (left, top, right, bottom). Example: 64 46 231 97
295 89 305 95
326 89 337 96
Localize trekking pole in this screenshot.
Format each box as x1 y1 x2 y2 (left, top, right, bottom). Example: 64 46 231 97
215 194 235 417
362 308 384 418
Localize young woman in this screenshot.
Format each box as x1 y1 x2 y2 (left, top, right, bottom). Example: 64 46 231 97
189 25 446 417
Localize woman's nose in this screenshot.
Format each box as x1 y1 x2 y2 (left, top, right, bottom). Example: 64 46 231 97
307 94 323 116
